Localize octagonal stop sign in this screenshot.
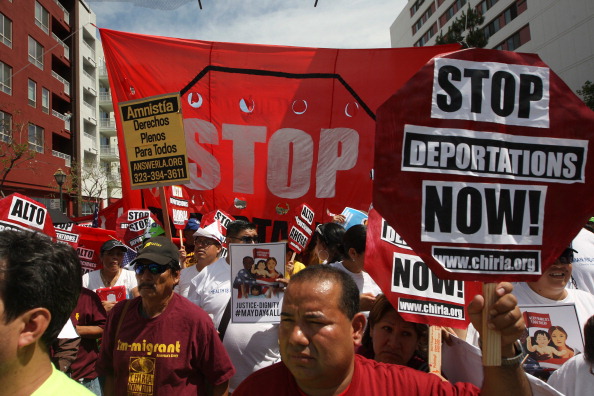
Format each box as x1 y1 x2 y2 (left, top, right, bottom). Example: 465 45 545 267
374 48 594 282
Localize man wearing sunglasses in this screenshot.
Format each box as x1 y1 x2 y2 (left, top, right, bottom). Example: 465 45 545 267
512 246 594 333
97 236 235 396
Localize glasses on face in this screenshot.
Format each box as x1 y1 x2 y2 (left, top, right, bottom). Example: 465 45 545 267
558 255 573 264
228 236 259 244
194 237 217 247
134 263 170 276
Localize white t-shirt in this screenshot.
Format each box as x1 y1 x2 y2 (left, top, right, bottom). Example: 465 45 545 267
569 228 594 294
187 257 231 328
223 322 281 391
547 354 594 396
329 261 382 295
82 269 138 299
176 265 200 298
512 282 594 331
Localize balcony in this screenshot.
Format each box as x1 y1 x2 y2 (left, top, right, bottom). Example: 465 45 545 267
99 117 116 137
53 0 70 25
83 69 95 85
52 150 71 167
52 109 71 131
101 145 119 159
51 71 70 95
83 100 96 117
83 132 97 151
84 41 96 59
51 33 70 60
99 92 112 103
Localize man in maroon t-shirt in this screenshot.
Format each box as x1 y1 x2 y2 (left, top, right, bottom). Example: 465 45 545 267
234 265 532 396
97 236 234 396
70 287 107 394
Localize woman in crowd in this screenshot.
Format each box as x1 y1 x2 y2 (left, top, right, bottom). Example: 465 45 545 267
357 294 429 371
313 222 346 265
548 315 594 396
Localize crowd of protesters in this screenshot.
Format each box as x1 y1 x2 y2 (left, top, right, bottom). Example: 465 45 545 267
2 215 594 396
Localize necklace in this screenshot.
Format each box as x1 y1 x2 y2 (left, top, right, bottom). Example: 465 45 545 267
100 268 121 288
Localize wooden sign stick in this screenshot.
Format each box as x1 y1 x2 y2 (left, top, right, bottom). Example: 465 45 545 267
158 185 173 239
428 325 442 376
481 282 501 366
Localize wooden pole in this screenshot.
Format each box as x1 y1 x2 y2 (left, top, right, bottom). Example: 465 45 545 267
158 186 173 239
428 325 442 376
481 282 501 366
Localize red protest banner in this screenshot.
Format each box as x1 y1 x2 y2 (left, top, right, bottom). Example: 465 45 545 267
99 28 459 231
0 193 56 239
54 222 81 248
374 49 594 282
365 209 480 328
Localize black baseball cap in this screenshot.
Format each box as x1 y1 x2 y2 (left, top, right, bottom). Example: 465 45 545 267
130 236 180 268
101 239 127 254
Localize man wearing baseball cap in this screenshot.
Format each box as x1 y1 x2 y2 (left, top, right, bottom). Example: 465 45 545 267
186 222 230 328
97 236 234 396
82 239 138 312
179 218 200 269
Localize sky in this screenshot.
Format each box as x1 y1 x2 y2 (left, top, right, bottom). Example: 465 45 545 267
88 0 407 49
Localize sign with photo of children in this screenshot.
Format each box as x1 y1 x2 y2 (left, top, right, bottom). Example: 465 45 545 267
519 303 584 381
229 242 286 323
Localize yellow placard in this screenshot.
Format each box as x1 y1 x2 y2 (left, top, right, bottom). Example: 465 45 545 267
119 93 190 189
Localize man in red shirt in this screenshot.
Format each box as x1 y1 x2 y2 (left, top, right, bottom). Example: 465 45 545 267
234 265 532 396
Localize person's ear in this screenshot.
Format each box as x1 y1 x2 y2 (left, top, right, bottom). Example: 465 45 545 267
352 313 367 347
348 247 358 261
18 308 51 348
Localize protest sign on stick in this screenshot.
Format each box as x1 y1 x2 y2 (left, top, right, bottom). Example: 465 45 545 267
374 48 594 365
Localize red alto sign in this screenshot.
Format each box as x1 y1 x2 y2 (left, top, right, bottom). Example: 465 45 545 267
374 48 594 282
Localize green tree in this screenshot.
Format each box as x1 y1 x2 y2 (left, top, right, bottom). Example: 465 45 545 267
435 6 488 48
577 81 594 111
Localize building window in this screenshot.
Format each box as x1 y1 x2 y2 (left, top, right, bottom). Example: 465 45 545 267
484 1 528 41
410 0 426 17
0 61 11 95
0 13 12 48
440 0 467 27
34 1 50 34
42 87 50 113
494 24 530 51
415 22 438 47
412 3 436 35
28 79 37 107
477 0 500 15
0 110 11 143
28 36 44 70
28 124 44 153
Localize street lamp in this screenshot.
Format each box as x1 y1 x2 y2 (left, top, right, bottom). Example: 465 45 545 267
53 168 67 214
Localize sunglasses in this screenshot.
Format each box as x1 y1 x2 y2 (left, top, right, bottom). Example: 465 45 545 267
134 263 171 275
227 236 259 244
194 237 217 247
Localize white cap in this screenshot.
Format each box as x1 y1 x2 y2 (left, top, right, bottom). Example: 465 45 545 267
192 221 224 244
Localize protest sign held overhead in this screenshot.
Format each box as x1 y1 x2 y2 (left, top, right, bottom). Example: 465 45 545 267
119 93 190 189
100 28 459 227
166 185 190 230
365 209 480 328
374 48 594 282
54 222 80 248
0 193 56 239
116 209 164 251
287 203 315 253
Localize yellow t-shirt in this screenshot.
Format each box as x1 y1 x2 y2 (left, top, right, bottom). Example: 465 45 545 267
286 260 306 280
32 365 95 396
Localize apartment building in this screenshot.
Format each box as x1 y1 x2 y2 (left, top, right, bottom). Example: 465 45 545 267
390 0 594 92
0 0 120 216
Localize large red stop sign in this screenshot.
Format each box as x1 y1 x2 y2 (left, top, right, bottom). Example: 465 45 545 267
374 48 594 282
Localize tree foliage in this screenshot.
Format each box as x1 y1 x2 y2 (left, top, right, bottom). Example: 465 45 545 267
435 6 488 48
0 112 38 197
577 80 594 111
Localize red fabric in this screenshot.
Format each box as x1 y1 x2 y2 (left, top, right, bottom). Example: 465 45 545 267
70 288 107 381
96 294 234 395
99 28 458 231
234 354 479 395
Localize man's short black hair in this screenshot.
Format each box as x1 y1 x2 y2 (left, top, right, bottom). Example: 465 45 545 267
0 231 82 348
343 224 366 255
289 265 359 319
227 220 257 239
